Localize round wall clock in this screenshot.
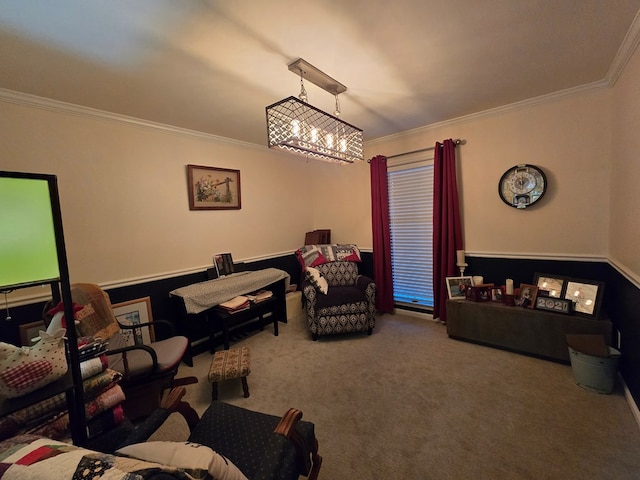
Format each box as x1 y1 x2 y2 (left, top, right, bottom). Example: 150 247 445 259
498 164 547 209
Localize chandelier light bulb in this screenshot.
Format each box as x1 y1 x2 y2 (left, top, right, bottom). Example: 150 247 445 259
326 133 334 148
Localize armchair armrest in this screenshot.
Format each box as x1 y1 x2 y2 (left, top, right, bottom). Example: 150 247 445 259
117 318 177 343
356 274 375 291
274 408 322 480
106 344 159 379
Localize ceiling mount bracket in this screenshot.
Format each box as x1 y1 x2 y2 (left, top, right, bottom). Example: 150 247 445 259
287 58 347 95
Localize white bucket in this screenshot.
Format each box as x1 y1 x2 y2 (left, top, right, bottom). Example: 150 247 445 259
568 346 620 394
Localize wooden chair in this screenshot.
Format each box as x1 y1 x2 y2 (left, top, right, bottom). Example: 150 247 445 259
63 283 197 419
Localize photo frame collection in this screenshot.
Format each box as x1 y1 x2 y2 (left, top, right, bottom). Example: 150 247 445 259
111 297 155 346
534 273 605 318
446 272 605 319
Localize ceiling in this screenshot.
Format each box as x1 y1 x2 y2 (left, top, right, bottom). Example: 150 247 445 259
1 0 640 147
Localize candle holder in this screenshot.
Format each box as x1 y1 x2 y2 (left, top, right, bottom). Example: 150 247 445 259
456 262 468 277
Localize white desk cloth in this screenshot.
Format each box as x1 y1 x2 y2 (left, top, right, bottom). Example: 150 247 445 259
170 268 290 315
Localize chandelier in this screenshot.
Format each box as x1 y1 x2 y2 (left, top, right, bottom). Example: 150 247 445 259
266 58 363 164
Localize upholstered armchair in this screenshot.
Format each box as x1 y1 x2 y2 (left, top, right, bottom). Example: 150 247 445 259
302 260 376 340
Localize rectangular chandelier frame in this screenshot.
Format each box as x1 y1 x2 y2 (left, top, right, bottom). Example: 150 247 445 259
266 96 363 164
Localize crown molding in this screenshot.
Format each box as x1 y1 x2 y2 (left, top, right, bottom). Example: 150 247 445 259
0 87 266 151
366 79 608 147
606 8 640 86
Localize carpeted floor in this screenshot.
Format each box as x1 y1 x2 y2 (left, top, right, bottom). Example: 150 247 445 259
169 312 640 479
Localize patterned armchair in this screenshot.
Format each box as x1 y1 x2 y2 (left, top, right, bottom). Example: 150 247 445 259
302 260 376 340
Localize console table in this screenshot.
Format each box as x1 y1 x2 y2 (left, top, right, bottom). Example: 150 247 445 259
446 299 612 363
170 268 289 352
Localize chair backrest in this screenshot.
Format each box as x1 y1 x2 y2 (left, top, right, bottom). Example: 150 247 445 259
71 283 121 341
315 261 359 287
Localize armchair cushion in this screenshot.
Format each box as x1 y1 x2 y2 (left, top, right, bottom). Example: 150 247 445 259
313 286 366 309
116 441 248 480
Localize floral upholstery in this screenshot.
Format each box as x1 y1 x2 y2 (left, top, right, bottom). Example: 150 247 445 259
303 261 376 339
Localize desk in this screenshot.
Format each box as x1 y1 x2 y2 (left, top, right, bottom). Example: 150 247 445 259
170 268 289 352
446 299 612 362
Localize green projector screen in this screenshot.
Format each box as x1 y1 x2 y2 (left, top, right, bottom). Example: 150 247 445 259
0 175 60 290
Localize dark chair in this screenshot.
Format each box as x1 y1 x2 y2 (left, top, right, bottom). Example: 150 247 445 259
303 260 376 340
113 387 322 480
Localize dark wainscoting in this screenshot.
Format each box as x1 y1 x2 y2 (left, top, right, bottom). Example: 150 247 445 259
3 251 373 346
466 255 640 411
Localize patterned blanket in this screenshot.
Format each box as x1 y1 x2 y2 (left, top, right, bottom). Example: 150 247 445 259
170 268 290 315
0 435 194 480
296 244 361 270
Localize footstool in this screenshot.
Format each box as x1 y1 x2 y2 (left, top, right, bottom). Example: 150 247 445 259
208 346 251 401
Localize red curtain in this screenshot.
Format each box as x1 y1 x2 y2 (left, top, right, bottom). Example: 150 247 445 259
370 155 394 313
433 139 463 323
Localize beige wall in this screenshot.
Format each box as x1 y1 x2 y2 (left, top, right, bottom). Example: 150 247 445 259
0 100 331 299
610 44 640 278
365 88 613 261
3 42 639 305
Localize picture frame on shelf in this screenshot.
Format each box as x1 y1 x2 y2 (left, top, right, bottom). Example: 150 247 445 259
187 164 241 210
563 278 605 318
518 284 539 308
112 297 155 345
534 296 574 314
491 287 503 302
19 320 46 346
533 273 566 298
446 276 473 299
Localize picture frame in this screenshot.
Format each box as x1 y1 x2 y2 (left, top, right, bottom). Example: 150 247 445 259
533 273 566 298
534 296 574 315
518 284 539 308
491 287 503 302
563 277 605 318
446 276 473 299
19 320 46 346
187 164 241 210
213 252 235 277
112 297 155 345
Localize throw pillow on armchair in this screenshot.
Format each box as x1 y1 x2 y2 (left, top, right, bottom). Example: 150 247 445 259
0 328 68 398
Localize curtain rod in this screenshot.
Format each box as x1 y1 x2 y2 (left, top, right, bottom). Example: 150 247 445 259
374 138 466 161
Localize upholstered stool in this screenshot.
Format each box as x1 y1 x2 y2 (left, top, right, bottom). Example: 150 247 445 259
208 346 251 401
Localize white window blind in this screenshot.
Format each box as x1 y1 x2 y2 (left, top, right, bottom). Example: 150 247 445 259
388 158 434 308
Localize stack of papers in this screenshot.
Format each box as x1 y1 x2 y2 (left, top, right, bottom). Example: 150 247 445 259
218 295 251 313
245 289 273 303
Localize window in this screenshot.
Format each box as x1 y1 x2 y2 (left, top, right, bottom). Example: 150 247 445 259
388 155 434 309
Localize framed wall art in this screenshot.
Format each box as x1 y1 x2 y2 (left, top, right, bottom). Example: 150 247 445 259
19 320 46 346
112 297 155 345
563 278 605 318
446 276 473 299
187 164 241 210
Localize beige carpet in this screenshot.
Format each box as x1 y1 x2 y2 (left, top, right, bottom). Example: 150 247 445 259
169 312 640 479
